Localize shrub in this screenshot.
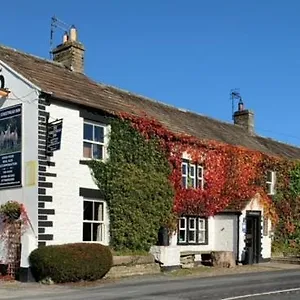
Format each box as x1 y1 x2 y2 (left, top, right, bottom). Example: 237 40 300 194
29 243 112 283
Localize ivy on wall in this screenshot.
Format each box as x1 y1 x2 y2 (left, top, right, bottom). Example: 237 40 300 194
89 119 174 252
90 113 300 254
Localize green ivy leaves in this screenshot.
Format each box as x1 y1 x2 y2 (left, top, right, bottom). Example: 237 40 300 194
89 119 174 252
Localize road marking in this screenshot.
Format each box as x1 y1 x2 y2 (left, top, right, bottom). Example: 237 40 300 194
220 287 300 299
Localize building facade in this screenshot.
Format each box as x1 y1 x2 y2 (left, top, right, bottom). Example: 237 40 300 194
0 30 299 281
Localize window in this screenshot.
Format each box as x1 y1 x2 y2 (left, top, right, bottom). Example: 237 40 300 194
83 199 105 242
83 121 106 160
179 217 187 243
266 171 276 195
181 160 204 189
178 216 208 245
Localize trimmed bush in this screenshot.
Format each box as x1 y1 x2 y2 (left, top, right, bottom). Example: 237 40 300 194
29 243 112 283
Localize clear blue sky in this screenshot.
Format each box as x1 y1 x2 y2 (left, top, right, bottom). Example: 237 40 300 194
2 1 300 146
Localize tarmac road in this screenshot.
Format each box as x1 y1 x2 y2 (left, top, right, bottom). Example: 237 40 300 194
1 269 300 299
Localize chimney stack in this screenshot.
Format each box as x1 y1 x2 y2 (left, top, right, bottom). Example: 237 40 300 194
233 99 255 135
52 25 85 73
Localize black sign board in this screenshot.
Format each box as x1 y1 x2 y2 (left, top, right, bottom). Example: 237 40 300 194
0 104 22 189
47 119 63 153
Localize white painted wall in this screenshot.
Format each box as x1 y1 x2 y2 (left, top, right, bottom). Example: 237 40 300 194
46 101 109 246
214 214 238 258
0 62 39 267
238 195 272 262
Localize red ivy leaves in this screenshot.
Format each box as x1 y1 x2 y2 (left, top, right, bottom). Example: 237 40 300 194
118 112 287 223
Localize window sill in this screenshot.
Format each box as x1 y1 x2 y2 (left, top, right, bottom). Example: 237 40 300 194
177 242 208 246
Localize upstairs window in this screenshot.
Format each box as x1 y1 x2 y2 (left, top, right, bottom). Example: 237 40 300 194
266 171 276 195
181 160 204 189
83 121 106 160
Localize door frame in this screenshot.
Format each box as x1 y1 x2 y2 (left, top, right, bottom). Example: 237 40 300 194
245 210 262 264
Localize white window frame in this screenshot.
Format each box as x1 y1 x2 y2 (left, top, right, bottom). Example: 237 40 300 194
181 162 188 188
181 160 205 190
178 216 207 245
179 217 187 243
198 166 204 190
188 217 197 243
189 164 196 188
266 170 276 195
198 218 206 243
83 198 106 243
83 120 107 161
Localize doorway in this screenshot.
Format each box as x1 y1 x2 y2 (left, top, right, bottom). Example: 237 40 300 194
245 211 261 264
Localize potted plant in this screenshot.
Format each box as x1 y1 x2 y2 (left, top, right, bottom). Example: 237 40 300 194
0 201 22 222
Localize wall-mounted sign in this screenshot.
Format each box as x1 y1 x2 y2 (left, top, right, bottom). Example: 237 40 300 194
47 119 63 153
0 104 22 189
0 73 4 89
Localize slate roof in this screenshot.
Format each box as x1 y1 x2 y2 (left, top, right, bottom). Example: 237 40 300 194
1 45 300 159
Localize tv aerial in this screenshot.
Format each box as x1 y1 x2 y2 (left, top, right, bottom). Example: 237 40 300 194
49 16 72 59
230 89 244 120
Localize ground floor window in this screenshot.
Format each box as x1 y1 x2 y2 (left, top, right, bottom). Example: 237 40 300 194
178 216 208 245
83 199 106 242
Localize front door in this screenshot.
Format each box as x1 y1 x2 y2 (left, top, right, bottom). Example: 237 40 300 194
245 211 261 264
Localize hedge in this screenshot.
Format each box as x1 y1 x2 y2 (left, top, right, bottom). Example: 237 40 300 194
29 243 112 283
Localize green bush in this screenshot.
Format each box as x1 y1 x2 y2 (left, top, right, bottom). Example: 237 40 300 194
29 243 112 283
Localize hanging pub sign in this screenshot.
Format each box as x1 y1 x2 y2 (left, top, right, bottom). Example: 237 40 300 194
47 119 63 153
0 104 22 189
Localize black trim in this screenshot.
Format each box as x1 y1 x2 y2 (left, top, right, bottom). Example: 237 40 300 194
38 221 53 227
38 209 55 215
177 216 209 245
38 182 53 188
38 188 46 195
38 234 53 241
18 267 35 282
38 166 46 172
79 187 104 199
38 195 52 202
79 160 90 166
43 172 57 177
38 202 45 208
80 109 110 124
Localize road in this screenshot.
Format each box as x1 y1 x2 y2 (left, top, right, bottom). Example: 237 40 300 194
1 269 300 299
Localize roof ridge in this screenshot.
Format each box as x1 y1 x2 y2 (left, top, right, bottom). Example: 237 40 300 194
96 82 242 129
0 44 67 69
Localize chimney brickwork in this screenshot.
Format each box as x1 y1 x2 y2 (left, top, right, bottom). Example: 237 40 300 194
233 109 255 135
52 26 85 73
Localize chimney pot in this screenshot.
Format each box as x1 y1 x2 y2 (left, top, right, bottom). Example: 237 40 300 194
69 26 77 42
52 26 85 73
63 32 69 43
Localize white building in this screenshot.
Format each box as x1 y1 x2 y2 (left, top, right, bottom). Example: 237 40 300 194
0 30 298 281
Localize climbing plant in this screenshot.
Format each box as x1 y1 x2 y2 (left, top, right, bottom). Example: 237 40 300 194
89 119 174 252
90 113 300 254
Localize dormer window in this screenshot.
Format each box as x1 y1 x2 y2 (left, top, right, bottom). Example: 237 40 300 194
181 160 204 189
266 171 276 195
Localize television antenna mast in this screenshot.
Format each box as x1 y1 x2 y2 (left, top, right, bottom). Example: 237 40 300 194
49 16 72 59
230 89 243 120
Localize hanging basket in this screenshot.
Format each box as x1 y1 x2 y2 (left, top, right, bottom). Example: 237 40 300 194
0 201 22 223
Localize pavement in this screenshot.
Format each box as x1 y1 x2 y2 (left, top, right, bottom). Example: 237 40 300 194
1 262 300 299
